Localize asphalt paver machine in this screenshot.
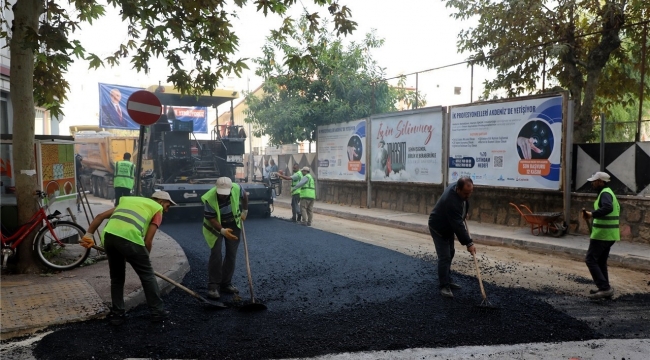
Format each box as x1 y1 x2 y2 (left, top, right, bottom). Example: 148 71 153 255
139 85 272 217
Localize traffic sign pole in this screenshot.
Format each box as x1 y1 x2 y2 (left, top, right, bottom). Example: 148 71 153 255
134 125 146 196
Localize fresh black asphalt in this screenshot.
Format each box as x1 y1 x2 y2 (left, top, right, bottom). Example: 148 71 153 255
32 216 649 359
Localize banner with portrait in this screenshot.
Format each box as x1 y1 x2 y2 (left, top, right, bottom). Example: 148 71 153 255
317 120 366 181
98 83 208 133
448 95 564 190
370 107 444 184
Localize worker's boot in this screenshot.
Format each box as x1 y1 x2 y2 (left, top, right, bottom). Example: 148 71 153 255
297 214 302 222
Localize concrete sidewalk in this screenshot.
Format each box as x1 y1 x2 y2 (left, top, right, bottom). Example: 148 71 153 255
272 196 650 271
0 196 190 340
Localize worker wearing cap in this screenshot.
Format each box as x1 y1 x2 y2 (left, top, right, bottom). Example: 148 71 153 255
80 191 176 325
291 166 315 226
582 171 620 300
277 163 303 222
114 152 136 206
201 177 249 299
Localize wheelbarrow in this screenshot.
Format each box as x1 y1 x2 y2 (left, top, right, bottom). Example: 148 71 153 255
509 203 568 237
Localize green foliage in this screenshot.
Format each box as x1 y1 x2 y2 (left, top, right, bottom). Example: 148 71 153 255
244 18 424 145
0 0 358 118
444 0 650 142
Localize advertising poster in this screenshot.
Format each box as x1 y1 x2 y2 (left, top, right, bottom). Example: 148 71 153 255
448 95 564 190
370 108 444 184
98 83 208 133
40 143 76 198
317 120 366 181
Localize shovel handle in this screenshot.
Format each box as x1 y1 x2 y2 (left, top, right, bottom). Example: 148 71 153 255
241 223 257 303
472 253 487 301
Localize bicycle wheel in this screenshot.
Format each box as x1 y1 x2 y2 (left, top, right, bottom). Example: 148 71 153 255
34 220 90 270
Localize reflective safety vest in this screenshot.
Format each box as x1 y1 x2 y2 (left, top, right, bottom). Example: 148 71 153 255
591 187 620 241
102 196 163 246
291 170 303 196
201 184 241 248
300 174 315 199
114 160 135 190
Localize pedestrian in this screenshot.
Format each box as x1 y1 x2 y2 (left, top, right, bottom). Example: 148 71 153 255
582 171 620 300
427 177 476 298
114 152 136 206
201 176 249 299
277 163 303 222
80 191 176 325
291 166 315 226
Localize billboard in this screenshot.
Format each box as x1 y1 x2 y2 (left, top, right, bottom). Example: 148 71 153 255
448 95 564 190
317 120 366 181
98 83 208 133
370 107 444 184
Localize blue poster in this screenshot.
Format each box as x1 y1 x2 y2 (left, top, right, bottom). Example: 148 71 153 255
98 83 208 133
98 83 142 129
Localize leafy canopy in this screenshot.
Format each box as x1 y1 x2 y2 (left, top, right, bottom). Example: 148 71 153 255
1 0 358 117
244 17 425 145
444 0 650 142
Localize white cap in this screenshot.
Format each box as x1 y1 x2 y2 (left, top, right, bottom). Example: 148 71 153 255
216 177 232 195
151 191 177 205
301 166 311 172
587 171 611 182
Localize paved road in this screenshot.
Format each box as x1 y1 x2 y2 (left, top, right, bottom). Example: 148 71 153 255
15 216 650 359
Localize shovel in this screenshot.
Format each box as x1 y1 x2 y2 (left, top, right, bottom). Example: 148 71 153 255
239 223 267 312
91 245 227 310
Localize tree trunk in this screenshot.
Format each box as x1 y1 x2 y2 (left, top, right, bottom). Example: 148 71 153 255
10 0 44 273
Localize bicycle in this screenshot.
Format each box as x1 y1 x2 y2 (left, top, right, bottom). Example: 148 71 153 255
1 190 90 271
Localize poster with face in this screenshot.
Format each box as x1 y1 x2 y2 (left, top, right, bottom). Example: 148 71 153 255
370 107 444 184
317 120 366 181
448 95 564 190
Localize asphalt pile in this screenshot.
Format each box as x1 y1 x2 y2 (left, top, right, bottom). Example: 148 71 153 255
33 217 641 360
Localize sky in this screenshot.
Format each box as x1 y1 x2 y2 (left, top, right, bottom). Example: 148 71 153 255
60 0 491 135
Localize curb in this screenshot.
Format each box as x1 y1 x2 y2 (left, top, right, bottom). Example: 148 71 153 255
274 201 650 271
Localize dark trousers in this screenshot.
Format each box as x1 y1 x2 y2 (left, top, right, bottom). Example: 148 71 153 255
585 239 615 291
291 193 302 220
114 187 131 206
104 233 164 315
208 226 242 291
429 227 455 289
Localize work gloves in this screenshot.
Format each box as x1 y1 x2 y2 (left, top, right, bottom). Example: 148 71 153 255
80 232 94 248
220 228 239 241
241 210 248 221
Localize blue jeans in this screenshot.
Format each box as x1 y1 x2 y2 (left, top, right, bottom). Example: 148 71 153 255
429 227 455 289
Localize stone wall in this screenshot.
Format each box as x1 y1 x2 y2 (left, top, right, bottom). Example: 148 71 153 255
313 180 650 244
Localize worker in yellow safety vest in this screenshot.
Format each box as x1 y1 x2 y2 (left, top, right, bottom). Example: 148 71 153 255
582 171 620 300
114 152 136 206
80 191 176 325
291 166 315 227
201 177 249 300
277 163 303 222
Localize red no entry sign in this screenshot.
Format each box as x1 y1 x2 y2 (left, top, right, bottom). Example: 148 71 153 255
127 90 162 126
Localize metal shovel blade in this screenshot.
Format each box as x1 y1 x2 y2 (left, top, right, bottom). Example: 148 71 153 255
239 300 268 312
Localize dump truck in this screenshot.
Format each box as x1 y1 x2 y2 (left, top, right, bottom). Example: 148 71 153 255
74 131 138 200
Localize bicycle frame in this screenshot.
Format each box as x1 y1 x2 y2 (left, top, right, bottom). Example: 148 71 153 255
0 198 64 251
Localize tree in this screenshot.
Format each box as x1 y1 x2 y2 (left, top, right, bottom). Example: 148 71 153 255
244 18 425 146
1 0 356 273
444 0 650 142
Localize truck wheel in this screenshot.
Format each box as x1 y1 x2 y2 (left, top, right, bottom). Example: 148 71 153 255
103 180 109 200
92 176 100 197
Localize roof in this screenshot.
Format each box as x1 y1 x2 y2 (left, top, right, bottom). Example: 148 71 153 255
146 85 239 108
